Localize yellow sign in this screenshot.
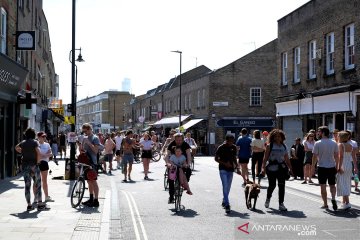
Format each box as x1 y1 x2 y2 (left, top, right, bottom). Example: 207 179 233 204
64 116 75 124
48 98 63 109
52 108 64 116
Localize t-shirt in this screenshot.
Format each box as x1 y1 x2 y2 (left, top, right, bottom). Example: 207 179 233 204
236 135 252 159
20 139 39 167
266 143 288 172
169 154 186 166
349 139 358 149
184 138 196 147
39 142 51 162
215 143 237 172
167 140 190 158
140 139 153 150
304 140 315 151
251 139 265 151
115 135 124 150
82 134 100 165
312 138 338 168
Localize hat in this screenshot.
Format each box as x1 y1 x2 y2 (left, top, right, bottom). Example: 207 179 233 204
262 131 269 136
37 131 46 138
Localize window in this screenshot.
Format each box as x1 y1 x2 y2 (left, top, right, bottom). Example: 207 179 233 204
326 32 335 75
250 88 261 106
202 89 206 107
345 23 355 70
197 90 201 108
281 52 288 85
294 47 301 83
0 8 7 54
309 40 316 79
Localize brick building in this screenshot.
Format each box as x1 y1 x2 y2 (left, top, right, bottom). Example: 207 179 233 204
77 91 134 133
275 0 360 143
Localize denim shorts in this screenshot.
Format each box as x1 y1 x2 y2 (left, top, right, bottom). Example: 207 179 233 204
122 153 134 165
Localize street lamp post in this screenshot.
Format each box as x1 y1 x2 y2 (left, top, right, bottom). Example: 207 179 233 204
171 50 182 128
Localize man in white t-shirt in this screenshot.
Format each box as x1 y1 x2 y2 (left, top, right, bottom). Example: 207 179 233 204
114 131 124 169
312 126 339 210
346 130 359 192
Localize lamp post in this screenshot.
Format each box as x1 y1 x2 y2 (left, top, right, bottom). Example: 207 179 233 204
171 50 182 128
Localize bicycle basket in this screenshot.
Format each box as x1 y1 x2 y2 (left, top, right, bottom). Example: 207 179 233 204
77 152 90 165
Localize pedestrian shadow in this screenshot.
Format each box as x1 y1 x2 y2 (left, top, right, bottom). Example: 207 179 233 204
323 208 360 218
75 206 101 214
225 210 250 219
249 208 266 214
170 208 199 218
266 208 307 218
10 210 40 219
0 176 23 194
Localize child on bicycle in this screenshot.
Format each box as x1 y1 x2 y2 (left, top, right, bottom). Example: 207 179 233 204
168 146 193 195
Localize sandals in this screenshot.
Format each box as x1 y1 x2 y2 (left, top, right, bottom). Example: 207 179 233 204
320 205 328 209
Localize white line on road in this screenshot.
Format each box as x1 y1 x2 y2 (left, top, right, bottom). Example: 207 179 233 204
99 190 111 240
122 190 141 240
129 192 149 240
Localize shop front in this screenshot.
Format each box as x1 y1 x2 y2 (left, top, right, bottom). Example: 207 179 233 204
0 53 28 178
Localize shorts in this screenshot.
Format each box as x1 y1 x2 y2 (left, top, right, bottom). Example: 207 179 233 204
84 168 98 180
115 150 122 156
238 157 250 164
317 167 336 185
122 153 134 165
38 161 49 171
304 151 313 165
104 154 114 162
141 150 152 159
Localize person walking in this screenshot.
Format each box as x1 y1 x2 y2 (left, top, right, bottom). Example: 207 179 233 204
250 130 265 183
59 132 67 159
37 131 54 202
114 131 124 169
50 135 59 165
303 133 315 184
312 126 339 210
215 134 239 214
345 130 359 192
336 131 356 210
80 123 101 207
103 132 116 174
261 129 293 211
15 128 50 211
236 128 252 187
140 132 153 180
121 130 135 182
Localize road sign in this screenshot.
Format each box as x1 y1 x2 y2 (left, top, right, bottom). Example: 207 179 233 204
52 108 64 116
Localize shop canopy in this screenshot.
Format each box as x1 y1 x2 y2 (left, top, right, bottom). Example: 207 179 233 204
177 119 204 131
153 115 191 127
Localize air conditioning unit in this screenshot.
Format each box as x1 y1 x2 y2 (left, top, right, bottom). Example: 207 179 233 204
316 49 322 59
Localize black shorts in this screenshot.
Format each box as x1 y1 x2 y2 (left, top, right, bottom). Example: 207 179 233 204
239 157 250 164
38 161 49 171
317 167 336 185
141 150 152 159
115 150 122 156
104 154 113 162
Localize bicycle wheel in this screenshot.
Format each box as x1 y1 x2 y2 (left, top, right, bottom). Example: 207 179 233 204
174 179 182 212
71 177 85 208
152 150 161 162
164 168 169 190
190 156 195 171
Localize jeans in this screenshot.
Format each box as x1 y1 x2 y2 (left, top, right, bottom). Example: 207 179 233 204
266 170 285 204
219 170 234 206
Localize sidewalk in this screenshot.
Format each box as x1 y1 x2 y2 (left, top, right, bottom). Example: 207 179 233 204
0 158 107 240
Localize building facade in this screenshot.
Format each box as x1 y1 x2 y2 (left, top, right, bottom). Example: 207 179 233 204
275 0 360 143
77 91 134 133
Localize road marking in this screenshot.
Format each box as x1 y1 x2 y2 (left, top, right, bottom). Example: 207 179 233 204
122 190 141 240
99 190 111 240
129 192 149 240
286 189 323 204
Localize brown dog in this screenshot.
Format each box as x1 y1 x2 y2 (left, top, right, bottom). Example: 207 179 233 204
244 181 261 210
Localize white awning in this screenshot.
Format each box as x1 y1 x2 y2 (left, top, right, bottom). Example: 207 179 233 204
276 91 356 117
179 119 204 130
153 115 191 126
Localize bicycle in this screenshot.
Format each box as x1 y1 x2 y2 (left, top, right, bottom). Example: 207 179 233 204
173 166 184 212
152 149 161 162
163 167 169 190
70 161 90 208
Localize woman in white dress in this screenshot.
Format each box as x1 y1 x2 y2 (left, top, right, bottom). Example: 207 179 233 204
336 131 354 210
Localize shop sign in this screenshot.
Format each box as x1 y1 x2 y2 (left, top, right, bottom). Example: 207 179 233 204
217 117 275 128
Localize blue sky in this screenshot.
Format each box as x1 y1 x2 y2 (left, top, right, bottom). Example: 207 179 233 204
43 0 310 103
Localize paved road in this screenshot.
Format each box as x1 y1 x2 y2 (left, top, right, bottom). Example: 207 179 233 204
106 156 360 240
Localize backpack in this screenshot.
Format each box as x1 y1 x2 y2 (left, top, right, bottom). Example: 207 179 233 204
266 142 290 179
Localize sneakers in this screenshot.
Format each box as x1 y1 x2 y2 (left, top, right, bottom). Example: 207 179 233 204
37 203 50 211
144 176 149 180
168 197 174 204
331 199 338 211
265 198 270 208
108 170 112 175
225 205 231 214
279 203 287 211
340 203 351 210
82 199 93 207
92 199 99 208
301 181 307 184
221 202 226 208
45 196 54 202
27 205 34 211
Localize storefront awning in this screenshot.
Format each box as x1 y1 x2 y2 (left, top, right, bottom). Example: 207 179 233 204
153 115 191 126
178 119 204 130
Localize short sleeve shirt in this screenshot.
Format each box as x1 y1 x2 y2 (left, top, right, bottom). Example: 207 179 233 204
169 154 186 166
20 139 39 167
215 143 237 172
140 139 153 150
39 142 51 162
312 138 338 168
82 134 100 165
167 140 190 158
236 135 252 159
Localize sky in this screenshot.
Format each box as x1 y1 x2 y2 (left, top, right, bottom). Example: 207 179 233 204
43 0 310 104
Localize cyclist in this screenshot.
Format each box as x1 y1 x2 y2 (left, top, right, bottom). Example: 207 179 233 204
161 129 176 155
168 146 192 195
164 133 192 203
185 132 198 156
80 123 101 207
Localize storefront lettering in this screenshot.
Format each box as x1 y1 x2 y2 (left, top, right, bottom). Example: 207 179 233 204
234 120 256 126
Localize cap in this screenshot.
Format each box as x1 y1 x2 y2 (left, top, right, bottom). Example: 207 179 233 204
37 131 46 138
262 131 269 136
